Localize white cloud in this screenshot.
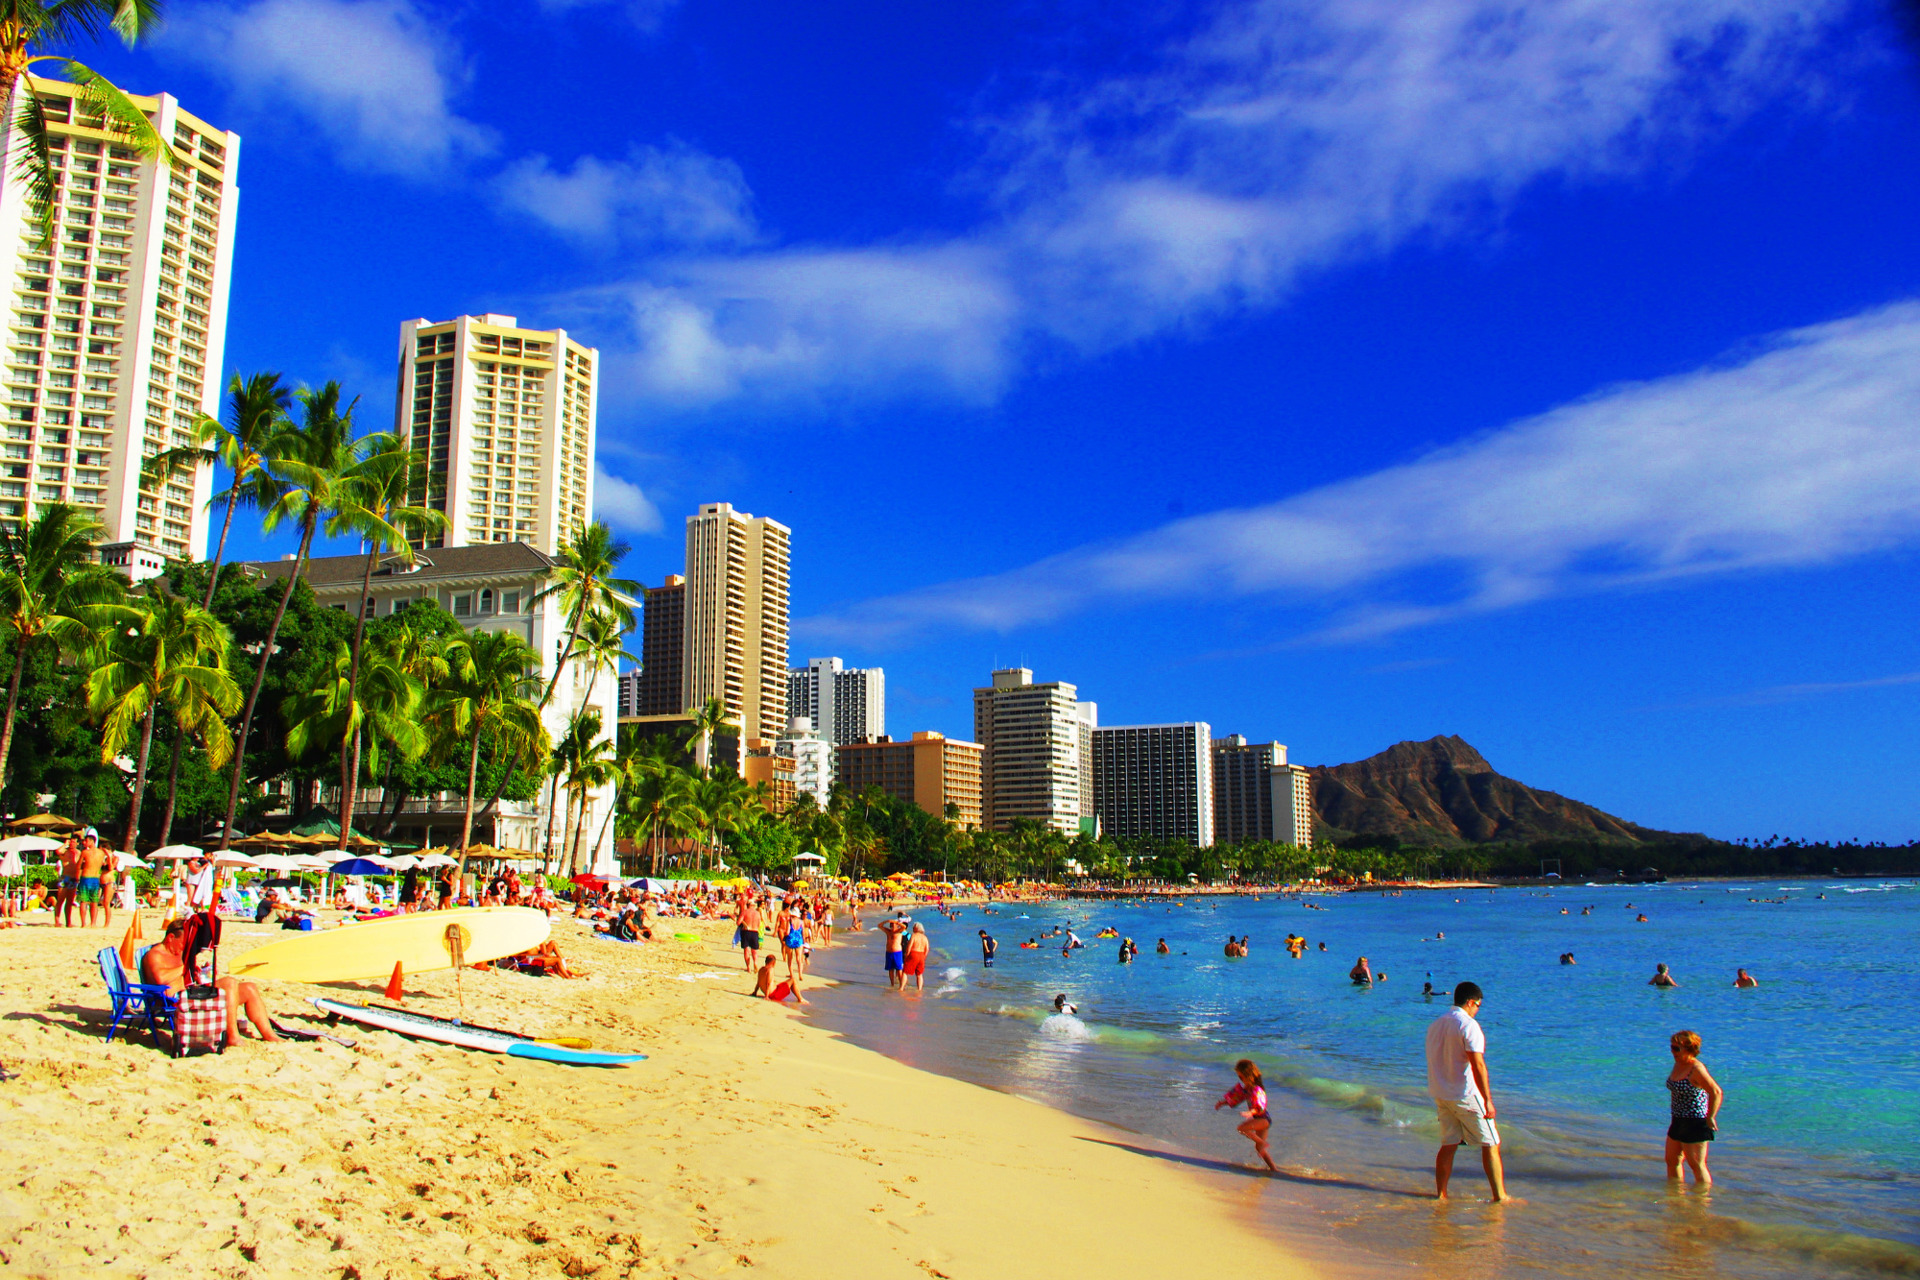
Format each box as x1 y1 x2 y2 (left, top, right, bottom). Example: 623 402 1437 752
594 464 664 534
533 0 679 32
803 301 1920 643
570 244 1019 403
498 145 756 246
165 0 493 174
586 0 1847 405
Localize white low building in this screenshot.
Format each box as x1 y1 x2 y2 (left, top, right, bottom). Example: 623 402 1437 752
246 541 618 873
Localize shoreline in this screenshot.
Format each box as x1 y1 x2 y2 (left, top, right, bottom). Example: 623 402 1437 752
0 910 1318 1279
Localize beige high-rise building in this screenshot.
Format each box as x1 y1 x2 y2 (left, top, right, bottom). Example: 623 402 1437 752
0 78 239 571
683 502 790 743
973 667 1089 836
394 314 596 555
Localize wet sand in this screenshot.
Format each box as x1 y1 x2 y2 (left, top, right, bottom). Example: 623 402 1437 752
0 910 1315 1279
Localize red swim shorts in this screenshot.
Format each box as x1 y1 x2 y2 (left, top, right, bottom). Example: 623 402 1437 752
903 952 927 976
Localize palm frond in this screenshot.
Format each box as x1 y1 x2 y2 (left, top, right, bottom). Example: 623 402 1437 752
58 60 170 167
8 90 57 249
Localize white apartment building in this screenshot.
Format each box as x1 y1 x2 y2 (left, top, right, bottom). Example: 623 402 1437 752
0 78 238 568
775 715 834 807
972 667 1090 836
394 314 597 556
1091 722 1215 847
684 502 790 743
245 543 619 873
787 656 885 746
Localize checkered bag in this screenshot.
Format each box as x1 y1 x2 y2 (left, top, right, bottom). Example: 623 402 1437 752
172 989 227 1056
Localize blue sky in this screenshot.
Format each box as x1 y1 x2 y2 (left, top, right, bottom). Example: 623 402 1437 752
80 0 1920 841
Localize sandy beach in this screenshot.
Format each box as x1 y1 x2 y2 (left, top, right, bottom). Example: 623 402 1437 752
0 911 1314 1279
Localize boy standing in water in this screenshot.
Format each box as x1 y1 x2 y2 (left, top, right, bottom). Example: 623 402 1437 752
978 929 996 968
1426 981 1513 1202
1215 1059 1279 1172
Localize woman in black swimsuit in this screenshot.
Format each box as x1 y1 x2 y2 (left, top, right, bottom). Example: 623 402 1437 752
1665 1029 1724 1185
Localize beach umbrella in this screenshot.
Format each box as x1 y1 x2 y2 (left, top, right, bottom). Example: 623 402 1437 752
0 834 62 854
116 853 149 869
570 873 607 889
414 853 458 869
383 854 420 871
289 855 333 872
330 857 391 876
211 850 261 868
7 813 79 832
149 844 204 861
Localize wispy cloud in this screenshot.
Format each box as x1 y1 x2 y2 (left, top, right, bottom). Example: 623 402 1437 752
165 0 495 174
594 463 665 534
575 0 1850 405
497 144 757 246
532 0 680 32
1673 671 1920 709
803 301 1920 643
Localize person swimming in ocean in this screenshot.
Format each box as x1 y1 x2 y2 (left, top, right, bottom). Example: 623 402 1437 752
1155 938 1170 955
1215 1058 1280 1172
1650 963 1679 987
1052 993 1077 1015
1350 956 1374 985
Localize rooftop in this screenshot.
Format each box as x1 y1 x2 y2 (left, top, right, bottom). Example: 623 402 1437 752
243 542 559 589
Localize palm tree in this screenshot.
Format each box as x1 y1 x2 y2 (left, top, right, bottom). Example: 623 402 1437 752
0 502 120 795
685 695 730 774
85 585 240 851
147 372 296 845
144 372 293 609
365 619 454 836
478 522 641 821
218 383 360 848
323 436 447 848
434 628 544 880
572 603 637 713
622 741 693 874
0 0 172 248
282 640 428 836
563 732 619 874
542 708 601 871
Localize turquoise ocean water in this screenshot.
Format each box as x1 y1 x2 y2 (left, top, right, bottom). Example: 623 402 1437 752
803 880 1920 1277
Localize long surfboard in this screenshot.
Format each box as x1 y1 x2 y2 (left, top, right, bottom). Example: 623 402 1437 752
311 998 645 1067
231 908 551 983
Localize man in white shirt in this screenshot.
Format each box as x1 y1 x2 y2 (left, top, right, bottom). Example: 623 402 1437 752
1424 980 1512 1201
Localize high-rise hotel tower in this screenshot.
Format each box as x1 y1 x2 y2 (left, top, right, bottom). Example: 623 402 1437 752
393 314 597 555
0 78 238 571
683 502 790 743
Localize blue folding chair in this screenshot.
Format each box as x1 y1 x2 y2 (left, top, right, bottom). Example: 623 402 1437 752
97 947 177 1046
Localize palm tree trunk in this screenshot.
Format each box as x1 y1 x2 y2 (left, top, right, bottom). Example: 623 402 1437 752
336 546 379 851
341 725 363 847
455 723 482 886
0 641 27 797
542 766 564 871
156 725 184 847
220 519 316 848
121 705 157 852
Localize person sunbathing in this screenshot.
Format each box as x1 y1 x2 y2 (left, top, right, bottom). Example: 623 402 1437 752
142 918 281 1047
520 940 579 978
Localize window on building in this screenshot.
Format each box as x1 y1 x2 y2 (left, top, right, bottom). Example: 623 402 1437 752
451 592 472 617
500 590 520 614
479 588 494 615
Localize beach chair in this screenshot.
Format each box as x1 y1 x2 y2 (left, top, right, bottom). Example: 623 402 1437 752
97 947 177 1046
220 887 246 918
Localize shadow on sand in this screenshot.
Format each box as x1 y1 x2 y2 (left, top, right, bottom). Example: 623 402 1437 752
1080 1136 1428 1197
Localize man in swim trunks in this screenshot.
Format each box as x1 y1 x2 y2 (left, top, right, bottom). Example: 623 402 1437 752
1733 968 1758 988
880 915 909 989
55 836 80 928
76 838 106 928
737 896 763 972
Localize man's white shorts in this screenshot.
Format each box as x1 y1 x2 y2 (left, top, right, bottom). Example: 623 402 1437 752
1435 1097 1500 1148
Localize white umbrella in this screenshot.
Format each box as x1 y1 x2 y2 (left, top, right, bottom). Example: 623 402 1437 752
382 854 420 871
149 844 203 861
289 855 333 872
116 853 149 869
211 850 261 869
414 853 458 868
0 834 62 854
251 854 297 873
0 850 21 877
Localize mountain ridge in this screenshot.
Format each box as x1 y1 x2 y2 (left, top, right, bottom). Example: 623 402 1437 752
1308 734 1668 847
